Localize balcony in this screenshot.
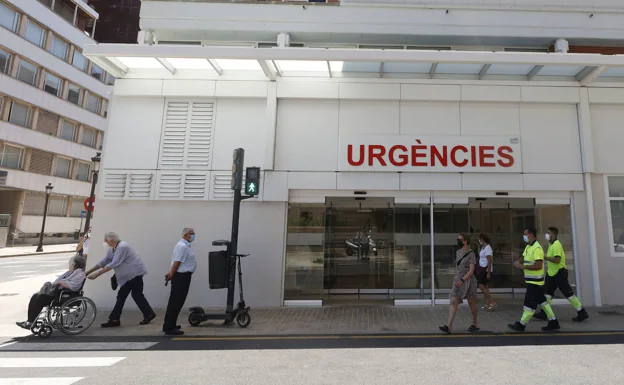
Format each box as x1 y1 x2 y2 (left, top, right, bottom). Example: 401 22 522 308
37 0 99 38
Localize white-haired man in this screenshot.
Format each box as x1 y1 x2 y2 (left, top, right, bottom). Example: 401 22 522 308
86 232 156 328
163 227 197 336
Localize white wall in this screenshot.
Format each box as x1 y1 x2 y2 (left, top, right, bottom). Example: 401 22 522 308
0 167 91 197
85 200 287 309
20 215 83 234
590 104 624 175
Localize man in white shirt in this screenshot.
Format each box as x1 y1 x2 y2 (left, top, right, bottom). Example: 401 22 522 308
163 227 198 335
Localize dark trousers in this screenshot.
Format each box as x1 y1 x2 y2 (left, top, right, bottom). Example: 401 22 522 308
524 283 548 311
545 268 575 298
109 275 154 321
28 293 54 322
163 272 192 331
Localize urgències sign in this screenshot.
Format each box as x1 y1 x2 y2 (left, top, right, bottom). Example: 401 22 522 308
339 135 522 172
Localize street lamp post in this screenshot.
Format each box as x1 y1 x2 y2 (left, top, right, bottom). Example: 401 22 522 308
35 183 54 253
82 152 101 236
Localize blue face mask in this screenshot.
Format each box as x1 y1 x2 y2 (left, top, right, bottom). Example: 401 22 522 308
189 234 195 243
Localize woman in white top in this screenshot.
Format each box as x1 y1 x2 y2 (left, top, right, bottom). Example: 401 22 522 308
476 233 497 311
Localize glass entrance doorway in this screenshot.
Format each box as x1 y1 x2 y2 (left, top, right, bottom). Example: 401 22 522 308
323 197 394 303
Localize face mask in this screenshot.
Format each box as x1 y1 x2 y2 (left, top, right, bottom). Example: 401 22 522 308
523 235 529 243
103 242 109 248
189 234 195 243
457 240 463 247
478 240 483 246
545 233 551 241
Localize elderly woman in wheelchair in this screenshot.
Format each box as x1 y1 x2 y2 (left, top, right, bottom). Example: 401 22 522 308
16 254 97 338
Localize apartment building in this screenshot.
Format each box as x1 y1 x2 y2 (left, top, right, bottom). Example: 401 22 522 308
0 0 113 246
88 0 140 44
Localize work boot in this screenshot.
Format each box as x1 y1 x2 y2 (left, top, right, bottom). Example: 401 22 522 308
533 310 548 321
573 308 590 322
507 322 526 332
541 319 561 332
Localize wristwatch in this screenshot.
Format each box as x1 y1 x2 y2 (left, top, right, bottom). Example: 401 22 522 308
460 278 465 283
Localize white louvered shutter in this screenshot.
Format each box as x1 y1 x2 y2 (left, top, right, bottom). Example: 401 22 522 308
183 173 208 199
103 172 128 199
158 172 183 199
159 100 214 170
128 173 154 199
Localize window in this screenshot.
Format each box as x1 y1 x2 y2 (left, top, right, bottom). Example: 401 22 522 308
0 2 19 32
25 20 46 48
81 126 97 147
49 35 69 60
44 72 63 96
60 119 77 141
8 101 32 128
0 144 24 169
85 92 101 114
39 0 54 8
17 60 38 86
102 99 108 117
54 156 72 178
0 48 11 74
72 50 87 72
607 176 624 256
105 73 115 86
90 63 105 81
75 162 90 181
70 197 84 217
48 195 67 216
68 83 81 105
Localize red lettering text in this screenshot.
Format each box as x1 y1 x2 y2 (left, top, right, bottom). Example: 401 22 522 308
470 145 477 167
411 140 427 167
497 146 514 167
479 146 495 167
368 145 387 166
450 145 468 167
389 145 408 166
347 145 365 166
431 145 448 167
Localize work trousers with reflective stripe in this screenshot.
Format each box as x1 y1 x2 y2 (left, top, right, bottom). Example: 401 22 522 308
544 268 575 299
524 283 548 311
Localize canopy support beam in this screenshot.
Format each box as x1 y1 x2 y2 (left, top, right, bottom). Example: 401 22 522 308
156 58 176 75
207 59 222 75
258 60 277 81
380 62 385 78
527 65 544 81
429 62 438 79
577 66 607 86
478 64 492 80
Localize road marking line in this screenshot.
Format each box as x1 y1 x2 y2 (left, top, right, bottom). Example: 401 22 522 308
0 342 16 349
1 342 157 351
11 271 37 274
172 331 624 341
0 377 84 385
0 357 125 368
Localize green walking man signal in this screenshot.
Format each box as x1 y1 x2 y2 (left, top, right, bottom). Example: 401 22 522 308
245 167 260 196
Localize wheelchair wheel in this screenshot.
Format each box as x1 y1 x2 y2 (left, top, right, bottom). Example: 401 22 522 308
30 321 43 335
58 297 97 336
39 325 53 339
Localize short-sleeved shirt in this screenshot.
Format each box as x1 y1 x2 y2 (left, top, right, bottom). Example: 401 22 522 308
171 239 197 274
522 241 545 286
478 244 494 272
546 240 566 276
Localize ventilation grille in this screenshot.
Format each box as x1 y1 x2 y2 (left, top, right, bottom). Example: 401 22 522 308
128 173 153 199
159 100 214 169
184 173 207 199
103 172 128 199
158 172 182 199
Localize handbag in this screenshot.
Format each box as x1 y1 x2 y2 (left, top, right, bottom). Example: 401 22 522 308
111 274 118 290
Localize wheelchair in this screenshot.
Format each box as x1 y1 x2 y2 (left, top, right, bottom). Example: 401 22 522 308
30 281 97 339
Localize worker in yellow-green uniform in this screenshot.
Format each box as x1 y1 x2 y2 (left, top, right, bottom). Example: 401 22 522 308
533 227 589 322
508 227 560 332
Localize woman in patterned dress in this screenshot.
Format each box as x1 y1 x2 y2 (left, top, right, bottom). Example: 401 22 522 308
439 233 479 334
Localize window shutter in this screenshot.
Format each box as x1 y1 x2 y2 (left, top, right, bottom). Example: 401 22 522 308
159 102 188 168
159 100 214 169
211 173 234 200
184 172 208 199
128 173 154 199
103 172 128 199
157 172 182 199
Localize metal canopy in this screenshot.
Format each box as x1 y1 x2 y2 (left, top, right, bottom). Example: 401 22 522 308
83 44 624 85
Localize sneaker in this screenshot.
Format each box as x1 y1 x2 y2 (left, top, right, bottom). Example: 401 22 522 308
164 328 184 336
541 319 561 332
572 309 589 322
507 322 526 332
533 310 548 321
15 321 31 330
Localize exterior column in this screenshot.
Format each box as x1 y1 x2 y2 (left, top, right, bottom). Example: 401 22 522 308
578 88 601 306
263 83 278 171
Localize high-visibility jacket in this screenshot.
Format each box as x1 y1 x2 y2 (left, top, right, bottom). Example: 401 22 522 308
522 241 545 286
546 240 566 277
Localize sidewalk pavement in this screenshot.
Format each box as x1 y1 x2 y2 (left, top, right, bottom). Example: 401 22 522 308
0 243 77 258
68 303 624 338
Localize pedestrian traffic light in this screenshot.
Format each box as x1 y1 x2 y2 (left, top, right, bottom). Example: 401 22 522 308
245 167 260 196
231 148 245 190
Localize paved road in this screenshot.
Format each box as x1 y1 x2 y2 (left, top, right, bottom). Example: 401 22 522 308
1 333 624 384
0 254 70 284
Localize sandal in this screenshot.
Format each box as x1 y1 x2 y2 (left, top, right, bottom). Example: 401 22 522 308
439 325 451 334
488 304 498 311
467 325 480 332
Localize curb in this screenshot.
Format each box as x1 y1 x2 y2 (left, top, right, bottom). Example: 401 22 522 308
0 250 76 259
